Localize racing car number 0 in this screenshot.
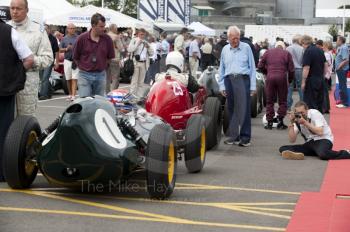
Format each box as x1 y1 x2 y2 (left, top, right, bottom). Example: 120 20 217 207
94 109 127 149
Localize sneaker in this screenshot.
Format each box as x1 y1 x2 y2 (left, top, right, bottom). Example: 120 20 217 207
336 104 347 108
239 141 251 147
224 138 235 145
233 138 240 145
281 150 304 160
70 95 76 101
66 95 72 101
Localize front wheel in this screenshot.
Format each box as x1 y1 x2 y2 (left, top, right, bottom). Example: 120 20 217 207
203 97 222 150
3 116 40 189
146 124 177 199
184 114 206 173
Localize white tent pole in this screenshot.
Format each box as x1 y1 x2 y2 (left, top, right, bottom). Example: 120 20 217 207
342 4 345 36
102 0 104 8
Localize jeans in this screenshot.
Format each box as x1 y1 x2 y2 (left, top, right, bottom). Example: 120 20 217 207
0 95 15 180
303 75 324 113
224 75 251 143
279 139 350 160
287 68 303 109
78 70 106 97
336 69 349 106
39 63 53 97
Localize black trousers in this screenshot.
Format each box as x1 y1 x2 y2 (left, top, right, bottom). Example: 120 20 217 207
0 95 16 180
279 139 350 160
303 75 324 113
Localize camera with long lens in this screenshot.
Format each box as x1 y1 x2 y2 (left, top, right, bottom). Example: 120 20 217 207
294 112 302 120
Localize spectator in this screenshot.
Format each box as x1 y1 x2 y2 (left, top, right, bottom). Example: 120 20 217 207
301 35 327 113
219 26 256 147
315 40 323 50
127 28 153 97
9 0 53 116
323 41 333 113
258 41 268 61
189 35 201 77
213 34 228 65
279 101 350 160
174 27 188 55
59 23 78 101
159 32 170 72
73 13 115 97
39 24 59 100
334 36 349 108
0 18 34 181
286 35 304 110
144 35 160 84
106 23 123 92
258 41 295 130
240 29 258 66
200 37 213 71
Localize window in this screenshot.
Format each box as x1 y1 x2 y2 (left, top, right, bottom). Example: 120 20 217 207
198 9 208 16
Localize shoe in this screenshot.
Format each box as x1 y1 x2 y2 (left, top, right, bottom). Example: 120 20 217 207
239 141 251 147
281 150 304 160
39 96 49 100
264 121 273 130
66 95 72 101
70 95 76 101
224 138 235 145
277 118 288 130
336 104 347 108
233 138 240 145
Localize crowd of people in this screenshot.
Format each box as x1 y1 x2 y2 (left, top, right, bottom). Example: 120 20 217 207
1 0 350 182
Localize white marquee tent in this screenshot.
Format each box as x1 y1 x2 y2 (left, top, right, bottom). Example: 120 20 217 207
188 22 216 36
0 0 76 22
46 5 152 30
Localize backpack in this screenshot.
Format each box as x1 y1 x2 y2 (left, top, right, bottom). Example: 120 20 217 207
120 55 134 79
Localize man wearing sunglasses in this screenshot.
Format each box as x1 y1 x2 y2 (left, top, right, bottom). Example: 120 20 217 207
279 101 350 160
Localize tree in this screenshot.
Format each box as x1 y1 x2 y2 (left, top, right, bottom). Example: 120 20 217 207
328 24 338 41
346 19 350 33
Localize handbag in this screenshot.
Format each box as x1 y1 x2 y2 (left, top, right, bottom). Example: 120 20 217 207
120 55 134 78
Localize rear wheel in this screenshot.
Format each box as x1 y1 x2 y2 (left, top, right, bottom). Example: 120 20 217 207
251 93 258 118
203 97 222 150
146 124 177 199
223 100 229 135
184 114 206 173
3 116 40 189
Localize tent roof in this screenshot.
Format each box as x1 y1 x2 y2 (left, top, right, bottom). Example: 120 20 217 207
46 5 152 30
188 22 216 36
0 0 76 21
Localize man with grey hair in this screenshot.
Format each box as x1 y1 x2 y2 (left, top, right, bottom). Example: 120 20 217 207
334 35 349 108
9 0 53 116
300 34 327 113
219 25 256 146
106 23 123 92
286 34 303 110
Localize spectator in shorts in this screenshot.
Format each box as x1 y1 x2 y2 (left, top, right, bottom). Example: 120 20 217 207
59 23 78 101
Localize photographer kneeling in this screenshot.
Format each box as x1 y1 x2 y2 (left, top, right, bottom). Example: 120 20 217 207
279 101 350 160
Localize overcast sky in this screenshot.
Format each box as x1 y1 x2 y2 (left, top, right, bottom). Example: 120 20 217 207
316 0 347 9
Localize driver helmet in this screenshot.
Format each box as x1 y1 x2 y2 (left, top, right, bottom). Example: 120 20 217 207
166 51 184 73
107 89 133 112
262 113 279 128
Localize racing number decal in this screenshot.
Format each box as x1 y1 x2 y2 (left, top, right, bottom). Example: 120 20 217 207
94 109 127 149
171 82 183 96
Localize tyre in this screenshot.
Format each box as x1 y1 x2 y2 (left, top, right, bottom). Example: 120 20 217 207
203 97 222 150
184 114 206 173
146 123 177 199
62 73 69 95
3 116 41 189
251 93 258 118
222 100 229 135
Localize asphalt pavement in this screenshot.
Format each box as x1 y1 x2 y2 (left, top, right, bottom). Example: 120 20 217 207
0 88 328 232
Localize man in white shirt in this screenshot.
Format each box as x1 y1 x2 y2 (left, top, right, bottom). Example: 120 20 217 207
279 101 350 160
189 35 201 77
127 28 153 97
